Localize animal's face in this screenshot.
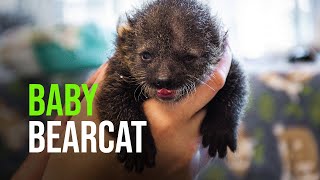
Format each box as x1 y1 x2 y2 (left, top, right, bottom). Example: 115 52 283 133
117 0 225 102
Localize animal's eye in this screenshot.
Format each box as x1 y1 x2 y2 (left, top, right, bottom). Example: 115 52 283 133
141 52 152 62
183 54 197 63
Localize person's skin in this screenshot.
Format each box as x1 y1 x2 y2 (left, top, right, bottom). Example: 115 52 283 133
13 44 232 180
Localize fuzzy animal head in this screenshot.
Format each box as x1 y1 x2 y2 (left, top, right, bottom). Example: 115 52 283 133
116 0 227 101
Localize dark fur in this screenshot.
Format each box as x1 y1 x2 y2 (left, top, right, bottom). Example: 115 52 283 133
97 0 248 173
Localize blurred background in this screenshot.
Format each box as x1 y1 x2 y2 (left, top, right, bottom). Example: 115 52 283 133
0 0 319 179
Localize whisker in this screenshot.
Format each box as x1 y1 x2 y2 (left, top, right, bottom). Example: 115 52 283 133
189 75 216 92
134 83 143 102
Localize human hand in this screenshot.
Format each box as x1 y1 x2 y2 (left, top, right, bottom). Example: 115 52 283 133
15 42 232 180
12 63 108 180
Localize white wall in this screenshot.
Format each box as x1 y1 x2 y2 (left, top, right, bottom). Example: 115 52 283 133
1 0 319 50
0 0 18 11
19 0 62 26
313 0 320 47
0 0 62 26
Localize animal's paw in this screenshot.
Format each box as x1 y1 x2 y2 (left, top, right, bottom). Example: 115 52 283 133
202 130 237 158
117 140 156 173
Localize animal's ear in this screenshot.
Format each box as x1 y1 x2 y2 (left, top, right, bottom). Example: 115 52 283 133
117 14 134 38
117 23 132 38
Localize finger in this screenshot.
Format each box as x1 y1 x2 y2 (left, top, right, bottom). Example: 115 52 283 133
135 154 144 173
208 136 218 157
227 134 237 152
87 62 108 88
93 62 110 93
66 62 108 121
53 62 107 122
73 62 107 111
177 45 232 118
124 154 135 172
218 136 227 158
79 62 108 101
202 134 210 147
144 142 156 168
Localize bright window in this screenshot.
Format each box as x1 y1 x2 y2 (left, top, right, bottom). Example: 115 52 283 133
60 0 315 58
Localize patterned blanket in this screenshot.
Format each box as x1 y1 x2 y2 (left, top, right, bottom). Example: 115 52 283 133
199 70 320 180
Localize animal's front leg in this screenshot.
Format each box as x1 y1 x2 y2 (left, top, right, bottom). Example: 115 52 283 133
97 75 157 173
201 102 238 158
116 116 157 173
201 60 248 158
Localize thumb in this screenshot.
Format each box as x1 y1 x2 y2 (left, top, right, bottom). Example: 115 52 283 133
178 44 232 119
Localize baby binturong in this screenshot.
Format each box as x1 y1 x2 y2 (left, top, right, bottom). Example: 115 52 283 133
97 0 249 173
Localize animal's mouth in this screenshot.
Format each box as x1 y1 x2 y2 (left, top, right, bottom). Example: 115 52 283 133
156 88 176 100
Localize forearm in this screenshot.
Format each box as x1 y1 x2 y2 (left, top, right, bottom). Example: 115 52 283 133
12 126 66 180
41 104 193 180
12 151 50 180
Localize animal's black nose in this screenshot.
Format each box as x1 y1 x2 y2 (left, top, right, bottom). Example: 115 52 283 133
155 78 173 88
